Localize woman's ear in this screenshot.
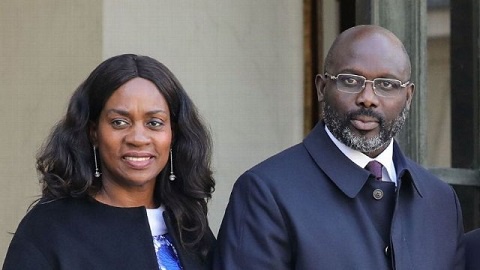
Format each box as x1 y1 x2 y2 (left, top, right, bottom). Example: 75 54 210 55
89 121 98 146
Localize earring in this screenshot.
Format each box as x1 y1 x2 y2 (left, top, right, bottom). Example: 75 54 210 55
93 146 101 178
169 149 176 181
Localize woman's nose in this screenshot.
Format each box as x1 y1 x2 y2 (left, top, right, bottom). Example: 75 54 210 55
125 124 150 145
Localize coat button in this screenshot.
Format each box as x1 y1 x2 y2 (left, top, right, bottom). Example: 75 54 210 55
384 245 390 256
373 189 384 200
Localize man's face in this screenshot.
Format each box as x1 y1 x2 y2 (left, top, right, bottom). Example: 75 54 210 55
322 100 409 155
317 30 414 158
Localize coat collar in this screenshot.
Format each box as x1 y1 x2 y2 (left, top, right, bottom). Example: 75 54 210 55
392 143 424 197
303 122 424 198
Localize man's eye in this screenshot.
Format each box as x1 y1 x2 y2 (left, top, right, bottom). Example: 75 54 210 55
382 81 393 88
377 80 398 90
343 77 359 86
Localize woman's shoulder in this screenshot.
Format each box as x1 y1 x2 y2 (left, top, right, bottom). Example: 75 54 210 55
7 197 83 250
16 197 90 230
31 197 86 213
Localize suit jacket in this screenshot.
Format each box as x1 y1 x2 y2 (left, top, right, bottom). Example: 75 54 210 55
3 196 215 270
465 228 480 270
214 123 464 269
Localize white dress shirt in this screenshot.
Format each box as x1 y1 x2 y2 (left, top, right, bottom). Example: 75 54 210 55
325 126 397 185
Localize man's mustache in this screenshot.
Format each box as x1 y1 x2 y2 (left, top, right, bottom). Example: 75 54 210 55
346 109 384 125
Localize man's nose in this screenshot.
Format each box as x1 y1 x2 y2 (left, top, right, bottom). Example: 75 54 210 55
355 80 379 108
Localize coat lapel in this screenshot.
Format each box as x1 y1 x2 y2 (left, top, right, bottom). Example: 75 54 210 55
303 123 371 198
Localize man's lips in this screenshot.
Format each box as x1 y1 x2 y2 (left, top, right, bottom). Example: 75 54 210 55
350 116 379 131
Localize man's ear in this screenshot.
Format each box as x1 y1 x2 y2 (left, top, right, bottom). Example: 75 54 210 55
89 121 98 146
315 74 327 102
405 83 415 109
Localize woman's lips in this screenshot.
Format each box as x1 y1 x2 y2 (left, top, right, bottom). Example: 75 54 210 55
123 156 154 169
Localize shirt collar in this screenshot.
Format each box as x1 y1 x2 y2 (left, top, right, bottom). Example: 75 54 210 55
325 125 397 185
146 205 167 236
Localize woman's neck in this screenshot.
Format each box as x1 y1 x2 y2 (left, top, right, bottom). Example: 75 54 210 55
93 185 157 209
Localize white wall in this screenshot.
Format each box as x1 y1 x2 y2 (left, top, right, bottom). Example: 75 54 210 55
102 0 304 232
0 0 304 262
0 0 103 263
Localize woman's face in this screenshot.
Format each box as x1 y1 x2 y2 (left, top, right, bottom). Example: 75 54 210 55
91 78 172 194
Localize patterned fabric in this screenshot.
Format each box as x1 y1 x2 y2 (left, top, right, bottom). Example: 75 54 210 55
153 233 182 270
365 160 383 181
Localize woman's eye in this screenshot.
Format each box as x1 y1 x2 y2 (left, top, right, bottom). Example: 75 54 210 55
147 120 164 128
111 119 128 127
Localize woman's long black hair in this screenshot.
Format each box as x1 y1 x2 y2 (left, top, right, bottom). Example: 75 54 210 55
36 54 215 257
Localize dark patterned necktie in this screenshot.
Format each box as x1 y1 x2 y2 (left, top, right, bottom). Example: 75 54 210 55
153 233 182 270
366 160 383 181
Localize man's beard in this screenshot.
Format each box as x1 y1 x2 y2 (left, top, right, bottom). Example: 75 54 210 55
322 101 409 154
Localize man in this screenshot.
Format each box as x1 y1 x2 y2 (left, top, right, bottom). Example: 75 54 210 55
465 228 480 269
214 25 464 269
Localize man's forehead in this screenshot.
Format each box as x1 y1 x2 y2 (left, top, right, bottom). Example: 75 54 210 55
329 31 410 77
334 30 401 55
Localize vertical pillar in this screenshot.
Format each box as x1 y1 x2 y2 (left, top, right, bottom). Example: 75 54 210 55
451 0 480 231
451 0 480 170
303 0 322 134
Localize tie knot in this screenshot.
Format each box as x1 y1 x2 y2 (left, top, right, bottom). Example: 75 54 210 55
366 160 383 181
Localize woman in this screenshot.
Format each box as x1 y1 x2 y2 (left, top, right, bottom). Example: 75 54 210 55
3 54 215 269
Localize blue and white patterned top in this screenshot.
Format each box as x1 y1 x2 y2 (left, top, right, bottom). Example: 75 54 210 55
147 206 182 270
